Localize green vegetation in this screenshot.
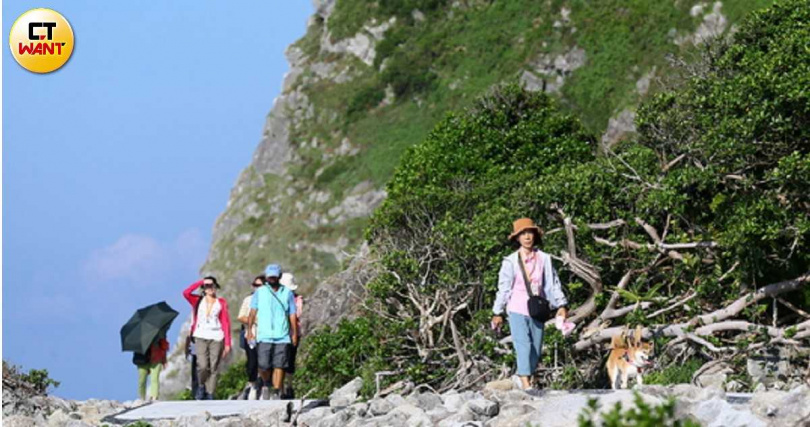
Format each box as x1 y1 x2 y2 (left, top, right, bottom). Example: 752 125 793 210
645 358 703 385
296 0 809 395
169 388 194 401
3 360 60 394
578 393 700 427
213 360 248 400
203 0 774 317
294 316 394 398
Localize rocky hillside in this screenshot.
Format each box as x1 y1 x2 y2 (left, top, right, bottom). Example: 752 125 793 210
160 0 774 397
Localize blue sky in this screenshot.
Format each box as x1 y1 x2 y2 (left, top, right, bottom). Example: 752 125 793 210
3 1 313 400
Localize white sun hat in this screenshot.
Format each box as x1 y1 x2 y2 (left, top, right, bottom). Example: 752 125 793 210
279 272 297 291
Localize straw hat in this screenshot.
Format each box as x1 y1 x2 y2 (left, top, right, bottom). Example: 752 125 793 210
508 218 544 241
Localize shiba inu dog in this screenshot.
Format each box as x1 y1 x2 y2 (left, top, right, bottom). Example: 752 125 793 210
606 326 654 389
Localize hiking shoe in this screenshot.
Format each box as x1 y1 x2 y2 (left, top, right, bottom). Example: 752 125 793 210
248 385 259 400
260 386 271 401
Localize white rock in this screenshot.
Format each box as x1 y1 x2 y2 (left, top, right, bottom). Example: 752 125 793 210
330 377 364 407
3 415 39 427
750 385 810 427
466 398 499 417
369 398 395 416
600 109 636 148
691 397 765 427
295 406 333 426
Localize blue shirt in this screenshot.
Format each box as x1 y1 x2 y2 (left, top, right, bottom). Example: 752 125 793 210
250 285 296 343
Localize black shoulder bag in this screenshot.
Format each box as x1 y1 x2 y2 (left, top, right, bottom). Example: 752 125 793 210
518 254 552 322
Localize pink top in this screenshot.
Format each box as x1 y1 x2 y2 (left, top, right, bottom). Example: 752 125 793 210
294 295 304 337
507 250 544 316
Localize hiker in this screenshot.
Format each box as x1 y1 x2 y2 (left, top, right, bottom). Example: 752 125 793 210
491 218 569 391
133 334 169 401
184 333 199 399
237 275 265 400
183 276 232 400
279 272 302 399
246 264 298 400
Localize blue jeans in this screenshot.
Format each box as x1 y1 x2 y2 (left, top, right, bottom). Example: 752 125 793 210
508 312 545 376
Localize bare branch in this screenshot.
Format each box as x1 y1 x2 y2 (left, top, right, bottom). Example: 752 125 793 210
662 153 687 172
696 273 810 326
586 219 627 230
635 217 662 244
777 297 810 319
647 292 697 319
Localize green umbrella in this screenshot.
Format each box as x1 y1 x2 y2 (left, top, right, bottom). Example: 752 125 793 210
120 301 179 354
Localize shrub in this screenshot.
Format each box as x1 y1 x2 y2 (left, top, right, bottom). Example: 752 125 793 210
294 316 395 398
3 361 60 394
645 358 703 385
213 360 247 400
346 84 386 122
577 393 700 427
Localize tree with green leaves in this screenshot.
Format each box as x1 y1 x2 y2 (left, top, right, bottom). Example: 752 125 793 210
295 0 809 396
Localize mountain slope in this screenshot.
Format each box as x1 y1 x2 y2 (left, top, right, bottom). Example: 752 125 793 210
160 0 773 397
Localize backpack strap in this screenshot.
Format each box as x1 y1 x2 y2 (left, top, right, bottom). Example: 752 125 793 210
267 286 292 332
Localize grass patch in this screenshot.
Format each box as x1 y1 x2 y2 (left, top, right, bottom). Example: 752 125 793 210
645 358 704 385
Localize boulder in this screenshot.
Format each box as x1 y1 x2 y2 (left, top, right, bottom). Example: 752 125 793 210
175 413 215 427
747 349 790 387
690 397 765 427
426 406 452 423
314 410 350 427
46 409 72 426
385 393 408 407
4 415 38 427
694 361 733 390
437 407 477 427
442 390 484 412
295 406 333 427
345 402 369 418
750 385 810 427
74 399 124 424
217 416 259 427
368 398 394 416
409 391 444 411
389 403 431 425
466 398 499 418
485 379 515 392
329 377 364 407
489 402 537 427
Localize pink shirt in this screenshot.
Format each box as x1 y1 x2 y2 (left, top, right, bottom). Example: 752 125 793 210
294 295 304 337
507 250 544 316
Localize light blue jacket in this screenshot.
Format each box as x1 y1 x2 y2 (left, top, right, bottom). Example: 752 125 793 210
492 249 568 315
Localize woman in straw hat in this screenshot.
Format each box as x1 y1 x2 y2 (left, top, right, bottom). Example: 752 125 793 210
491 218 569 390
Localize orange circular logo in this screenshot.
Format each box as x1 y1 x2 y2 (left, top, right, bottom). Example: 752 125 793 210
9 8 75 73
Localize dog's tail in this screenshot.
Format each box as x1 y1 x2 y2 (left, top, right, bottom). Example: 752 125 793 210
610 333 627 349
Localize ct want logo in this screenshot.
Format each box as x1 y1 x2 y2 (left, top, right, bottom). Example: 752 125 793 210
9 8 75 73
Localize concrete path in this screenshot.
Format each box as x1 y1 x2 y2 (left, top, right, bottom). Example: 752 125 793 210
109 399 326 423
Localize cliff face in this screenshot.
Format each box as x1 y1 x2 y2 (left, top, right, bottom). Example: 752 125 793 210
160 0 771 397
